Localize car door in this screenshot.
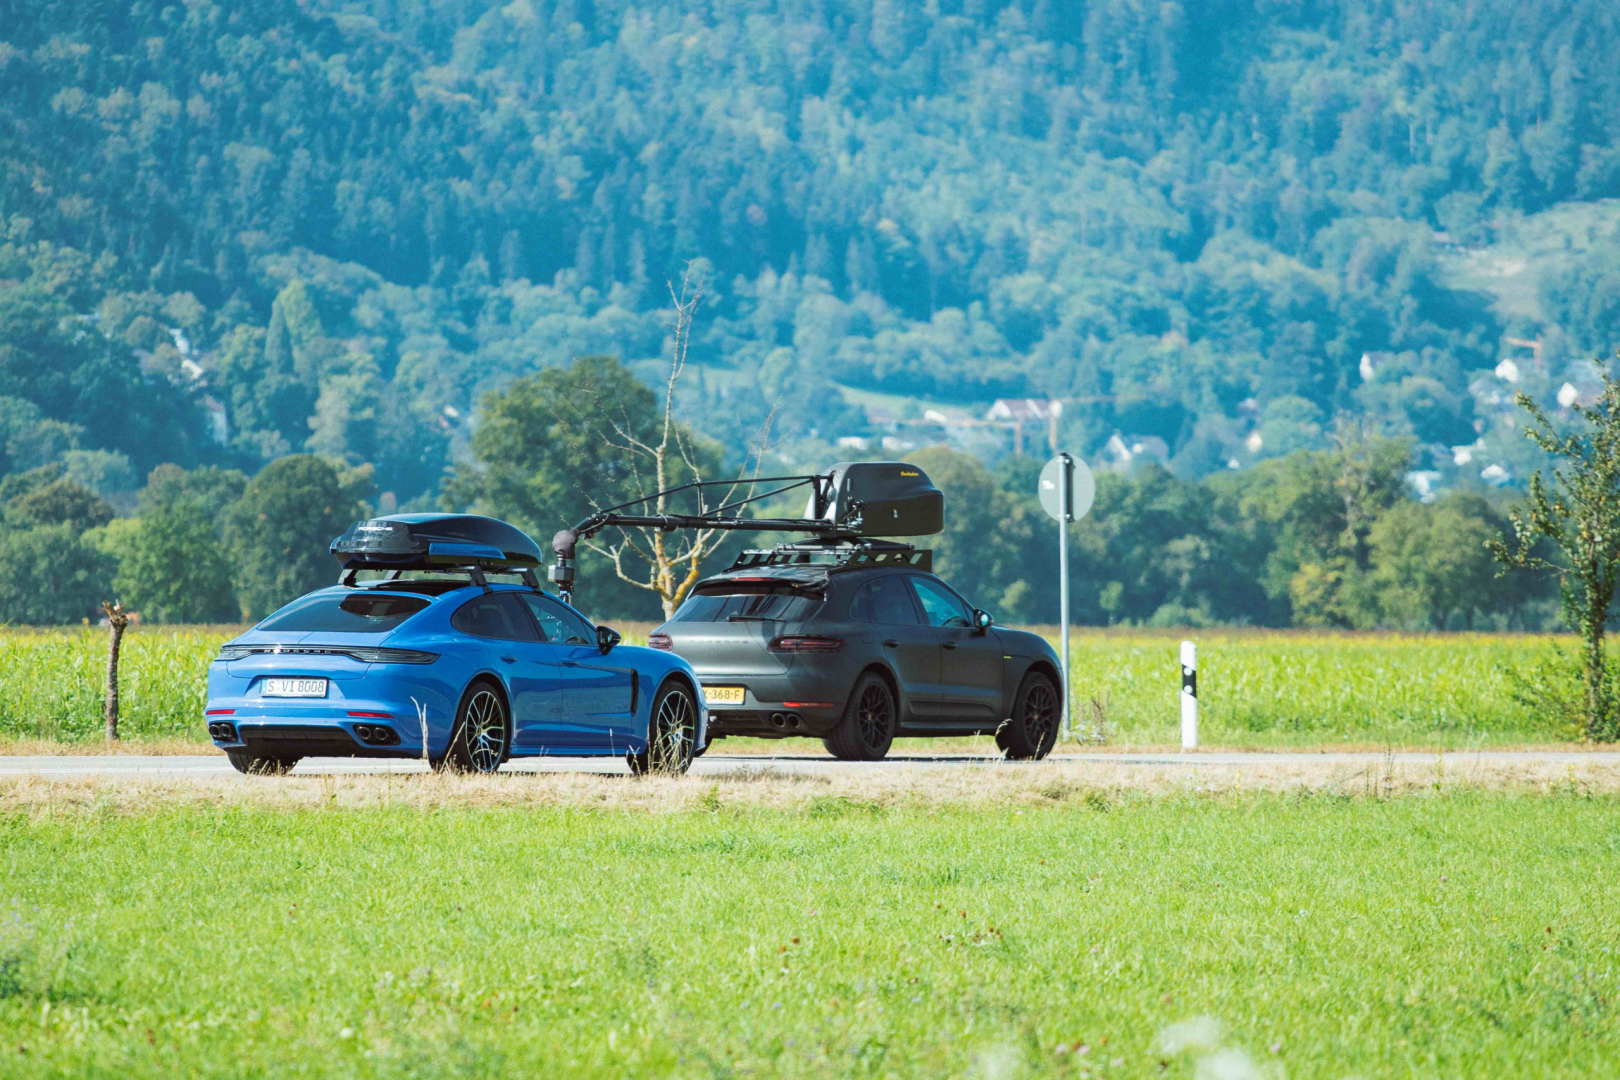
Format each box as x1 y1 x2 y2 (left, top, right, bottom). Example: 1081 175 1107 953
450 592 560 748
519 593 636 751
849 573 940 722
908 575 1005 723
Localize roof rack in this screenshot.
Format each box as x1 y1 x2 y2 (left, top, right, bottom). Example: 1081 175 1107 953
726 538 933 574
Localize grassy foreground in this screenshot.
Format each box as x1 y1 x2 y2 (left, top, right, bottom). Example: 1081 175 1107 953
0 625 1573 748
2 793 1618 1077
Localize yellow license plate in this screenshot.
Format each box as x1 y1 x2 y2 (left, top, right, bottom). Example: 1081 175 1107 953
703 686 745 706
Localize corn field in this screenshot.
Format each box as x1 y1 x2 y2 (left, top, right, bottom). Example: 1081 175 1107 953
0 625 1574 746
0 627 232 741
1065 630 1564 745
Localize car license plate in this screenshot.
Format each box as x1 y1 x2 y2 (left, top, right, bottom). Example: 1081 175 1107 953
703 685 745 706
261 678 329 698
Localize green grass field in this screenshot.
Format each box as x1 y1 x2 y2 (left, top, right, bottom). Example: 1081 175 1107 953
0 626 1571 750
2 793 1617 1077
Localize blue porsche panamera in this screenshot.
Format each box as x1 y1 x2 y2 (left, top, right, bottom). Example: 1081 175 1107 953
204 514 706 775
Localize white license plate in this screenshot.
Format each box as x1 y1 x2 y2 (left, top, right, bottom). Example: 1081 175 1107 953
261 678 329 698
703 685 745 706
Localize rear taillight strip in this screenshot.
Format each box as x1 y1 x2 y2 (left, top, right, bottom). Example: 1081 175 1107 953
768 636 844 653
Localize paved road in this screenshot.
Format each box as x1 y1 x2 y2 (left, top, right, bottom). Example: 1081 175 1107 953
0 750 1613 780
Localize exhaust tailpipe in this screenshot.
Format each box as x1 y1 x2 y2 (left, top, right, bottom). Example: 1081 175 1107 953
769 712 787 729
786 713 802 729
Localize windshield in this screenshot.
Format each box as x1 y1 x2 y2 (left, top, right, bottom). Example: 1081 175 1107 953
258 592 431 633
672 584 823 623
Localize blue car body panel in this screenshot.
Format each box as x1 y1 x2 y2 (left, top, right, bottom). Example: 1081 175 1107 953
205 582 705 761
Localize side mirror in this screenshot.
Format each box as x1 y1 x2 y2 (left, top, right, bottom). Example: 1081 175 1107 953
974 609 993 634
596 625 622 653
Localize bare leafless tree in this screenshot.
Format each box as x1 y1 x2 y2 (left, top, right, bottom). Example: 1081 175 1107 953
577 262 775 618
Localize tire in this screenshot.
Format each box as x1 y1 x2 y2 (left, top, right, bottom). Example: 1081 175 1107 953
226 752 298 775
446 680 510 774
628 680 698 776
997 671 1061 760
823 672 896 761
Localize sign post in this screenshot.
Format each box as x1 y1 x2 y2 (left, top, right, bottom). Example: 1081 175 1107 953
1038 453 1095 741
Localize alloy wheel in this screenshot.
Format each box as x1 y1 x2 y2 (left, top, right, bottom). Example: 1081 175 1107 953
464 688 506 772
1023 681 1057 746
856 682 893 749
650 687 696 772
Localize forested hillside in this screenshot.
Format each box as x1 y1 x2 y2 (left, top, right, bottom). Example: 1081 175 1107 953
0 0 1616 622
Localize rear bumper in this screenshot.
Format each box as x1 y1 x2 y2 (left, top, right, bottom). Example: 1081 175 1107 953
206 659 463 757
209 715 428 759
695 671 850 737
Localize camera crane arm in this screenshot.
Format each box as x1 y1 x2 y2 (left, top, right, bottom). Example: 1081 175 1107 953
546 473 862 604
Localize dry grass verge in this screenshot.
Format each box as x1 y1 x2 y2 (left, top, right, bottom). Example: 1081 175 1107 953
3 751 1616 816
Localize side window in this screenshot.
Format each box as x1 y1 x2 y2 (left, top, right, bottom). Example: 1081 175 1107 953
451 593 541 642
910 577 973 628
519 593 595 644
851 577 921 625
847 582 871 622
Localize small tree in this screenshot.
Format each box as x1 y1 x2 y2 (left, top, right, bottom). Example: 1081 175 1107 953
1489 360 1620 741
451 263 772 620
581 265 773 618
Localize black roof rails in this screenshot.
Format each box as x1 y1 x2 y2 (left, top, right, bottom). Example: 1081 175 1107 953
726 538 933 574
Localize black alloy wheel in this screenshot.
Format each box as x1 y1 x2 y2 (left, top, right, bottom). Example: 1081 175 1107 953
226 752 299 775
824 672 897 761
628 680 698 776
447 681 509 773
997 672 1061 760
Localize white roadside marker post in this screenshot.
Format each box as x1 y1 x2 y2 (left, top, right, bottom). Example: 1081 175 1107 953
1180 640 1198 750
1038 453 1095 743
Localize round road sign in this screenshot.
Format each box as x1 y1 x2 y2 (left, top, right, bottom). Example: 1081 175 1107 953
1038 454 1095 522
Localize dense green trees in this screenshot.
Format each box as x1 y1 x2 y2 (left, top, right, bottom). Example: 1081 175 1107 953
110 504 237 624
896 442 1544 631
223 456 369 620
2 0 1617 501
0 0 1612 626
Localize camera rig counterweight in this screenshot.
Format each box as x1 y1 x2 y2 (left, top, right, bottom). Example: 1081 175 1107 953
547 461 944 605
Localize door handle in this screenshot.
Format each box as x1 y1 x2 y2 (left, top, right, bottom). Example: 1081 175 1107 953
883 639 900 648
500 656 516 663
942 641 958 650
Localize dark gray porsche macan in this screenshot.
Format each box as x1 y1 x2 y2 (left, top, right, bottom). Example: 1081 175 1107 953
647 541 1065 760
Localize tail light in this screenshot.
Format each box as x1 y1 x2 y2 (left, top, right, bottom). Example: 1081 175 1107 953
345 647 439 664
768 635 844 653
648 633 673 651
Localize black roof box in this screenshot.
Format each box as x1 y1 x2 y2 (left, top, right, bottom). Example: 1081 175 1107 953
330 514 542 572
805 461 944 537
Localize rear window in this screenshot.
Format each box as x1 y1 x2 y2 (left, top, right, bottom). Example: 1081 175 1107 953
259 593 430 633
672 584 823 624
